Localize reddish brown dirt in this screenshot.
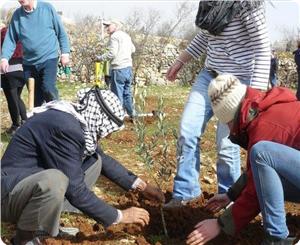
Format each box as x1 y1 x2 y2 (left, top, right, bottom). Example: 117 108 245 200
1 95 300 244
40 191 300 245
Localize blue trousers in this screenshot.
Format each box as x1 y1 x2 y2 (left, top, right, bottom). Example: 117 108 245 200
23 58 58 107
172 69 250 200
250 141 300 238
110 67 134 116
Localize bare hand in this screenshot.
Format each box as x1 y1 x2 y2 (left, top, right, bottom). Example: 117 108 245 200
205 194 230 213
1 59 9 73
60 54 70 67
166 61 183 81
142 184 165 203
186 219 221 245
121 207 150 226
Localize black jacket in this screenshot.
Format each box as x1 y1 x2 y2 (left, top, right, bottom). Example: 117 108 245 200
1 109 137 227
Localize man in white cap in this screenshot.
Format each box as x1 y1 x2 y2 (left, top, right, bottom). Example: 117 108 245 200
96 19 136 119
1 87 164 244
186 74 300 245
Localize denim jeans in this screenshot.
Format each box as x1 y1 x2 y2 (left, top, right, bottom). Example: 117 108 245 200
173 69 248 200
250 141 300 238
110 67 134 116
23 58 58 107
269 74 277 87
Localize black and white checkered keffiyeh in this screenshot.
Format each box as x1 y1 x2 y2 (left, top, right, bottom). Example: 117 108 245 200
30 88 125 157
74 88 125 156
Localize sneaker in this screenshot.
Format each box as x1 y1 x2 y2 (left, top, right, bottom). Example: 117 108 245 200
11 232 43 245
163 198 194 209
261 235 296 245
58 227 79 237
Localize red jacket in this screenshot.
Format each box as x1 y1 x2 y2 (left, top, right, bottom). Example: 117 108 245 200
1 27 23 60
220 87 300 235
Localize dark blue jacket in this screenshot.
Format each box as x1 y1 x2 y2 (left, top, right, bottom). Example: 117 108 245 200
293 48 300 69
1 109 137 227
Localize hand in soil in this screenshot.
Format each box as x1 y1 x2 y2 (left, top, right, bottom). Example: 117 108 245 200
186 219 221 245
205 194 230 213
141 184 165 203
121 207 150 226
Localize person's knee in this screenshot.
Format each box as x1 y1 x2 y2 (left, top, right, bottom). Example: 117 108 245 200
250 141 271 166
37 169 69 201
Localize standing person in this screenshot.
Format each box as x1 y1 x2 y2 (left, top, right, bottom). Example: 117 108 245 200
186 74 299 245
0 0 70 107
269 49 278 87
1 87 165 245
293 40 300 100
1 9 27 134
164 1 270 208
96 19 136 118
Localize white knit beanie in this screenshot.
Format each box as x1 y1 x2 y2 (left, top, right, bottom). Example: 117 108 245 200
208 74 247 124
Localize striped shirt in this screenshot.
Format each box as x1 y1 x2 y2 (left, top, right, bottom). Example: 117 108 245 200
186 4 270 90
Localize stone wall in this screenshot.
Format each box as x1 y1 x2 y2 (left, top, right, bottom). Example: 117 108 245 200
61 28 297 89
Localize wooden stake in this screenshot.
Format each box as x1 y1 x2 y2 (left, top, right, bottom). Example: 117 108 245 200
28 77 35 111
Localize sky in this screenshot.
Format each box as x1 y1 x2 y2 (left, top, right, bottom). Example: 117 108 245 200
1 0 300 42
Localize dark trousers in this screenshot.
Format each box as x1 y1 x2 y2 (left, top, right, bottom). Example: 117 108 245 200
1 72 27 127
297 70 300 100
1 158 101 236
23 58 58 107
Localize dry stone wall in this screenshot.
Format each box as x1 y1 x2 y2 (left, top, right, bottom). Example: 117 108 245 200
61 26 297 88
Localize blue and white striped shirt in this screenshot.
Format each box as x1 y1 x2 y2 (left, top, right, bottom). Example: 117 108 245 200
186 4 270 90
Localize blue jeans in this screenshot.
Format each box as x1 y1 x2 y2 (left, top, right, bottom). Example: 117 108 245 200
250 141 300 238
173 69 248 200
110 67 134 116
269 74 277 87
23 58 58 107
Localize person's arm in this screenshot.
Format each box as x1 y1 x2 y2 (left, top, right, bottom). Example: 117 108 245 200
240 4 271 90
226 172 247 201
166 31 207 81
98 147 165 203
218 167 260 235
185 29 208 60
97 147 137 190
50 4 70 66
97 35 118 61
45 128 118 227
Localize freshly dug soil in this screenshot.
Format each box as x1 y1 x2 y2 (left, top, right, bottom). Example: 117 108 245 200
42 192 300 245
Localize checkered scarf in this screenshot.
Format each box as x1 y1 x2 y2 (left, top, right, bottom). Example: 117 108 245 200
74 88 125 156
30 88 124 157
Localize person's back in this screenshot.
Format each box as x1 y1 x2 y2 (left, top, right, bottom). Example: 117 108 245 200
110 30 135 69
1 110 84 199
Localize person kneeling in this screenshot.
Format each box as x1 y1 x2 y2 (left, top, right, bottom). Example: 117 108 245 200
1 87 165 245
186 74 300 245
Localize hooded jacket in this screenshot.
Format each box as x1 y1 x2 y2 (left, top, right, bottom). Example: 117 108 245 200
218 87 300 235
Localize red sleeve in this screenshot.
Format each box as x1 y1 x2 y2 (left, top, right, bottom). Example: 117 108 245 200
1 27 23 59
12 42 23 59
1 28 7 48
231 164 260 234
